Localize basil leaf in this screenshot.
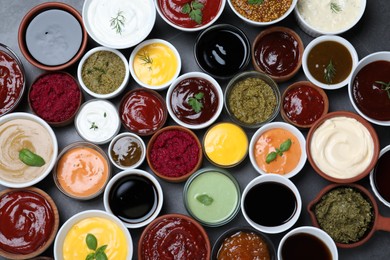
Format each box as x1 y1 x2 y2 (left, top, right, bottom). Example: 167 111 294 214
19 148 45 167
96 245 108 254
266 151 277 164
196 194 214 206
86 233 97 251
95 252 108 260
279 139 292 152
86 253 95 260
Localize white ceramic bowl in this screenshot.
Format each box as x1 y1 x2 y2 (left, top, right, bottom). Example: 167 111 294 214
129 39 181 91
302 35 358 90
82 0 156 49
370 145 390 208
228 0 297 26
278 226 338 259
0 112 58 188
155 0 226 32
249 121 307 179
166 72 223 130
295 0 366 37
77 46 130 99
108 132 146 170
241 174 302 234
348 51 390 126
103 169 163 229
53 210 133 260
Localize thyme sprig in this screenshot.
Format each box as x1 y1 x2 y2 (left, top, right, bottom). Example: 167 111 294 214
330 2 342 13
375 81 390 100
110 10 125 35
324 60 336 84
138 51 153 71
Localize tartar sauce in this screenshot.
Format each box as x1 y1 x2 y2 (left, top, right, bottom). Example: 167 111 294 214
310 116 374 179
86 0 155 48
297 0 362 33
75 99 120 144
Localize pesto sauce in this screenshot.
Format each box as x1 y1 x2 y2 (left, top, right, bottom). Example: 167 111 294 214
228 77 277 124
314 187 373 244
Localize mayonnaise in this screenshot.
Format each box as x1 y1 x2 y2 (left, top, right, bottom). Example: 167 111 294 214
85 0 155 48
310 116 374 179
75 100 120 144
297 0 362 33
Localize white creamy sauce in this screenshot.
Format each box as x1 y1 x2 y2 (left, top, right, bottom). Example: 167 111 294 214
310 116 374 179
298 0 362 33
76 100 120 144
87 0 154 47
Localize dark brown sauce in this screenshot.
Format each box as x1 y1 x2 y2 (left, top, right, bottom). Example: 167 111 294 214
374 150 390 202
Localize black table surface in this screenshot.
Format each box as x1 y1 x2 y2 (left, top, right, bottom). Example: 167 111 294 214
1 0 390 259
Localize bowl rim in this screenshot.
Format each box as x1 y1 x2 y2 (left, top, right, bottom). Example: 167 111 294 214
18 1 88 71
0 112 58 188
306 110 380 183
155 0 226 32
77 46 130 99
280 80 329 129
193 23 251 79
146 125 203 182
53 209 133 259
248 121 307 179
82 0 156 49
369 144 390 208
224 70 281 128
166 71 224 130
0 43 26 117
52 141 112 200
227 0 298 26
302 35 359 90
103 169 164 229
137 213 211 259
108 132 146 170
241 174 302 234
183 167 241 227
251 26 304 83
347 51 390 126
129 38 181 91
0 187 59 259
294 0 367 37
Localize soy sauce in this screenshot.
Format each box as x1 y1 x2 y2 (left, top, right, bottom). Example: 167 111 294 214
108 175 158 224
281 233 332 260
244 182 297 226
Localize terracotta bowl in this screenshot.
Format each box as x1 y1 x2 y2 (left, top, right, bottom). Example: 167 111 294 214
18 2 87 71
138 213 211 259
281 81 329 129
308 183 390 248
146 125 203 183
306 111 379 183
0 187 59 259
252 26 304 83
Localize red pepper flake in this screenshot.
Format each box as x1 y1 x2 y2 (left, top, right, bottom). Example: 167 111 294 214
29 72 81 123
149 130 199 177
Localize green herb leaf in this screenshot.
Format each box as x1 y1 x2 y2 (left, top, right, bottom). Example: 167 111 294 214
188 92 204 113
86 234 97 251
330 2 342 13
86 253 95 260
110 10 126 34
138 51 153 71
196 194 214 206
266 151 277 164
96 245 108 254
375 81 390 100
280 139 292 152
248 0 264 4
181 0 204 24
324 60 336 84
266 139 292 164
104 112 107 118
90 122 98 130
95 252 108 260
19 148 46 167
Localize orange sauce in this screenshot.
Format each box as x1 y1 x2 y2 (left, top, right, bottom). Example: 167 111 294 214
254 128 301 174
56 147 109 198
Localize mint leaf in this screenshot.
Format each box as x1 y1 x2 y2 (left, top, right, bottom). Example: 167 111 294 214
196 194 214 206
248 0 264 4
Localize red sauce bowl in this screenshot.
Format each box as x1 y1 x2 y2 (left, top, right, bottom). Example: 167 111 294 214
252 26 304 83
0 187 59 259
146 125 203 183
138 213 211 259
281 81 329 129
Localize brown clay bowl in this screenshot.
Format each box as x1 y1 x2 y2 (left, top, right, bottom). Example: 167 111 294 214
308 183 390 248
0 187 59 259
252 26 304 83
281 81 329 129
306 111 379 183
138 213 211 259
18 2 87 71
146 125 203 183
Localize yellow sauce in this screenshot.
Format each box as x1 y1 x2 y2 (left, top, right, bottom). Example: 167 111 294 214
63 217 128 260
133 42 178 86
204 122 248 167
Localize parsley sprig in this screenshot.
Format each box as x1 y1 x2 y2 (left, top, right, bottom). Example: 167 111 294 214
182 0 204 25
266 139 292 164
188 92 204 113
